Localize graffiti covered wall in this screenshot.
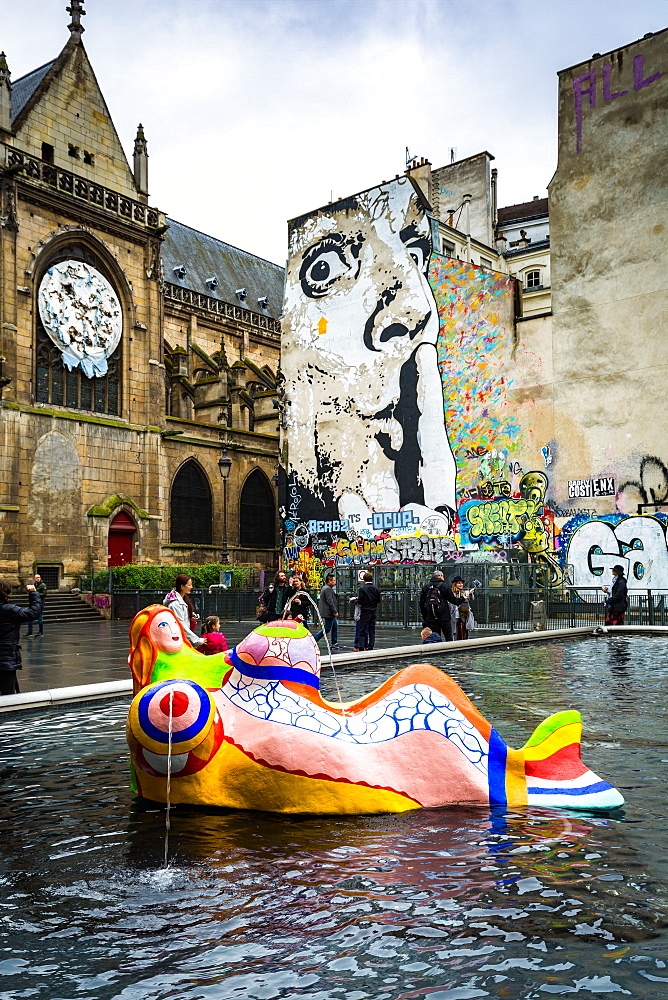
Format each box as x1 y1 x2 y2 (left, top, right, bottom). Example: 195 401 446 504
281 161 668 588
281 175 552 580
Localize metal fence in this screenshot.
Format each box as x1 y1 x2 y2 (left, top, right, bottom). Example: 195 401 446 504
110 586 668 633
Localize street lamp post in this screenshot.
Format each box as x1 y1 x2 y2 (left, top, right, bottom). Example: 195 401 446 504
218 447 232 564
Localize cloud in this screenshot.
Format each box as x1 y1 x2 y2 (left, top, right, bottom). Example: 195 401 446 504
3 0 666 263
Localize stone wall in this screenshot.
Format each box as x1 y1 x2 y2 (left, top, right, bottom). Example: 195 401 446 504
549 27 668 494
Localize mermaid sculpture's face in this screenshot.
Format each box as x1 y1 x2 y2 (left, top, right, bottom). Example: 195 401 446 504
149 610 183 653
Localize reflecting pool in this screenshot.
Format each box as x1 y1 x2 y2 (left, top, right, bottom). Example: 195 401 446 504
0 635 666 999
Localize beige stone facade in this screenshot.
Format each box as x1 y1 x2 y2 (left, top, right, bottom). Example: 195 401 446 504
0 27 282 587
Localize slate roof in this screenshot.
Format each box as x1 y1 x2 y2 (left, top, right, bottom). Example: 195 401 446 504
163 218 285 321
505 237 551 258
11 60 55 121
497 198 549 225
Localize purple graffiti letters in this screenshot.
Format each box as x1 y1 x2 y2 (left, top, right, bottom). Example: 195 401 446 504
633 53 665 91
574 53 664 153
573 70 596 154
602 64 628 101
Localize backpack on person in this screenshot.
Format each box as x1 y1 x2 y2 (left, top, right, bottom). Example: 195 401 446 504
424 582 446 620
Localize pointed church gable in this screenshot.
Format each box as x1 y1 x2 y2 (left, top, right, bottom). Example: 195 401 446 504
13 42 139 200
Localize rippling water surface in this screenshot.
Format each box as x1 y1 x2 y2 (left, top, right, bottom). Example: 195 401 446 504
1 635 667 999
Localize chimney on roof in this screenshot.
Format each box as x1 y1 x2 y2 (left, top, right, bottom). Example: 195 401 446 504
533 195 539 201
0 52 11 135
133 123 149 198
518 229 530 248
405 155 432 205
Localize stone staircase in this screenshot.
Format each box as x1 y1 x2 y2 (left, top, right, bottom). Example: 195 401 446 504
10 591 106 625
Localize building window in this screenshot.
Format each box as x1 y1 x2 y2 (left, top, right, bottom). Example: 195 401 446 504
442 239 455 257
479 257 492 269
525 270 542 289
170 460 213 545
239 469 276 549
83 150 94 166
68 144 80 159
34 243 121 415
35 565 60 589
36 328 120 413
41 142 54 164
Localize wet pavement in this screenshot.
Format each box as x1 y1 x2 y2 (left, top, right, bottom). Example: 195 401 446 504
14 619 436 693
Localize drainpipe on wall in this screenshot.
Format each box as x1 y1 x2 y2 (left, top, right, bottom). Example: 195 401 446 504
462 193 472 262
491 167 498 233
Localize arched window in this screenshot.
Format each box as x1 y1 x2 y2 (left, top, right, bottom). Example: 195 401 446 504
239 469 276 549
35 242 122 415
525 269 542 289
171 460 212 544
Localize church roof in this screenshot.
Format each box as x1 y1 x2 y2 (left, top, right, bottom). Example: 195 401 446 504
163 219 285 322
11 60 56 122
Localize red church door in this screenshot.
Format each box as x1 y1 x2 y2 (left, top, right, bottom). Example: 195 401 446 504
108 511 137 567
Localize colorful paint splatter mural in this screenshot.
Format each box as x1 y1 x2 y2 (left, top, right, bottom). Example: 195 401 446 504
430 256 520 494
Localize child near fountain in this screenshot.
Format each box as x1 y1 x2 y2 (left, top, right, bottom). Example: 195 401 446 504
200 615 228 655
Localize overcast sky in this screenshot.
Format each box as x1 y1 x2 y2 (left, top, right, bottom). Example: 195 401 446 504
2 0 666 264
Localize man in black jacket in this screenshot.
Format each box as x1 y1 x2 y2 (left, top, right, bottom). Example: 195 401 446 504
602 564 628 626
25 573 47 637
419 570 466 642
260 571 293 621
355 572 381 651
0 580 41 696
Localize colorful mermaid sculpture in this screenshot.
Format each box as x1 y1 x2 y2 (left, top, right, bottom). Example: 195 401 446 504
126 606 624 814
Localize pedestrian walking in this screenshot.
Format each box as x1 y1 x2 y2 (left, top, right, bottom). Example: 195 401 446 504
163 574 203 648
314 573 341 649
355 571 381 651
602 565 628 626
25 573 47 637
0 579 41 696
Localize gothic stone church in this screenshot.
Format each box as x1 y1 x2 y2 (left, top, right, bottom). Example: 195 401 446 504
0 6 282 588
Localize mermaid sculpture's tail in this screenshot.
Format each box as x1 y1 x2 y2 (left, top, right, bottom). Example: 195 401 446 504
523 711 624 810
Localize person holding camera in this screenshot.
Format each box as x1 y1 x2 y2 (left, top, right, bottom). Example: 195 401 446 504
0 579 42 696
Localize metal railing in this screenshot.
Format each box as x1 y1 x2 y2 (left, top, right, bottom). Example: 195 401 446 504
3 142 162 230
109 586 668 632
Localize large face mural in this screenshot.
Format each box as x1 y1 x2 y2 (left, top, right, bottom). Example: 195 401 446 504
282 176 456 536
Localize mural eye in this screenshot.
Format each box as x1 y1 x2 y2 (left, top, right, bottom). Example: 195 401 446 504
299 241 351 299
405 237 430 272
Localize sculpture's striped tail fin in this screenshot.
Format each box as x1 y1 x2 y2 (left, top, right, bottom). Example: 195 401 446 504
523 711 624 810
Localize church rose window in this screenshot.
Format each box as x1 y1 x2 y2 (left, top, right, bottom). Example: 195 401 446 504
170 461 213 545
35 243 122 415
240 469 276 549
